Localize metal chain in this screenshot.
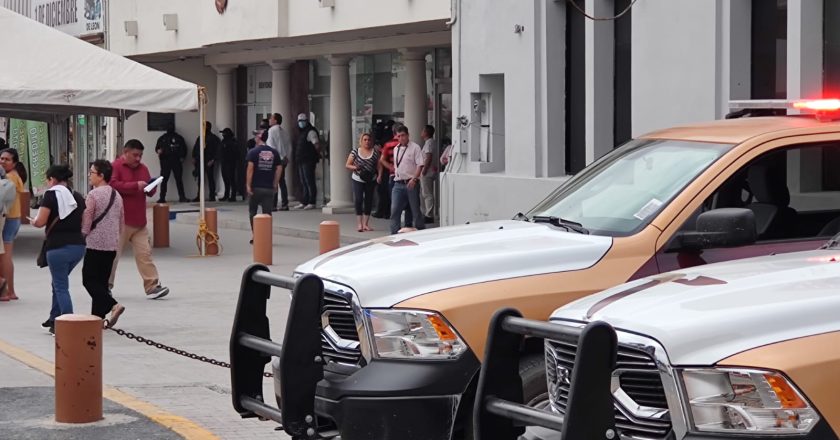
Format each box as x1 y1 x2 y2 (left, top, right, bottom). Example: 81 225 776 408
109 328 273 378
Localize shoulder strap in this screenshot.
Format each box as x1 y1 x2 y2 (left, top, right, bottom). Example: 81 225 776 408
91 188 117 232
45 215 60 237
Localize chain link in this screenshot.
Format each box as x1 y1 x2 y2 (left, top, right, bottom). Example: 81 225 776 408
109 328 273 378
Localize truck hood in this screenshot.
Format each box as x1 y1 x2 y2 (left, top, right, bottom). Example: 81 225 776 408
295 220 612 308
551 249 840 365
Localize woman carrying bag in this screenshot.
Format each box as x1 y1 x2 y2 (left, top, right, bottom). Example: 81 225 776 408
345 133 381 232
81 160 126 328
29 165 86 335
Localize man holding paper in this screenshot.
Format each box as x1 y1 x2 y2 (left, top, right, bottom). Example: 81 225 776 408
109 140 170 300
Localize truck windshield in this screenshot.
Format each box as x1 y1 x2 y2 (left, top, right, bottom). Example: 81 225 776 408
527 139 734 236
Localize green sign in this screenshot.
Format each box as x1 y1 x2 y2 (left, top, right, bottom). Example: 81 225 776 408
8 119 31 192
25 121 50 195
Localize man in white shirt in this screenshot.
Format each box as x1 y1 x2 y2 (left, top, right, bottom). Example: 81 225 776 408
266 113 291 210
419 125 437 223
389 126 426 234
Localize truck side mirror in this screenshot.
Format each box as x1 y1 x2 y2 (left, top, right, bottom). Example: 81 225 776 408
671 208 757 251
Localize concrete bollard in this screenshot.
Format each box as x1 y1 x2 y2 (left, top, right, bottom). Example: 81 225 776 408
55 314 103 424
205 208 219 256
20 191 31 225
319 220 340 255
253 214 272 265
152 204 169 248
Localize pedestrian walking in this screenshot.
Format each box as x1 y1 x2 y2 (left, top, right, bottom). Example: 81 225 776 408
389 126 426 234
192 121 221 202
110 139 170 299
246 127 282 243
81 160 126 328
154 124 188 203
0 148 27 301
419 125 437 223
219 128 241 202
346 133 381 232
28 165 86 335
293 113 320 210
266 113 291 211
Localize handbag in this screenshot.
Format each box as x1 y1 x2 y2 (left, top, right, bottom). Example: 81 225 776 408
36 216 60 268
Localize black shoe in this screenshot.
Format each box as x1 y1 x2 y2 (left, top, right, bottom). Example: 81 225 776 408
219 196 229 202
178 197 189 203
48 325 55 336
424 216 435 223
190 197 199 202
157 198 166 204
209 197 216 202
229 197 238 202
41 319 53 328
279 205 289 211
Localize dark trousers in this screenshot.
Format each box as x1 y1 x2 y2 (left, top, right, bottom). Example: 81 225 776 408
298 162 317 206
160 160 185 201
278 164 288 208
375 177 391 218
389 175 413 227
83 249 118 319
249 188 275 229
352 180 376 215
221 159 238 200
196 163 216 200
390 182 425 234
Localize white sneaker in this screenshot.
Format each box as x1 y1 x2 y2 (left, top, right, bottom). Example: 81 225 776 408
292 203 306 210
303 204 316 210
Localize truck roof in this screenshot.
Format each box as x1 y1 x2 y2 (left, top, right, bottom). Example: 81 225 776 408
641 116 840 144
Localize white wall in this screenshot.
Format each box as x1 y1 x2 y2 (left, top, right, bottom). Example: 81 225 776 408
109 0 450 57
109 0 285 56
122 59 217 200
630 0 722 136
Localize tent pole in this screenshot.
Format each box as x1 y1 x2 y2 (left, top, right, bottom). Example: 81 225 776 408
199 88 207 256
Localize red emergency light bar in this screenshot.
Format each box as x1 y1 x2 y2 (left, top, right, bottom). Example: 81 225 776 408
792 99 840 111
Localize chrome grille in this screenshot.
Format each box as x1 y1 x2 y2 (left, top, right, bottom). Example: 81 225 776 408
545 339 671 440
320 289 361 365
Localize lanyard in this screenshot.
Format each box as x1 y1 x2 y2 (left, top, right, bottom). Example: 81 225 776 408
395 144 408 168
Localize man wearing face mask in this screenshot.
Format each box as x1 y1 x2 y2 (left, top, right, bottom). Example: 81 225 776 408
292 113 321 210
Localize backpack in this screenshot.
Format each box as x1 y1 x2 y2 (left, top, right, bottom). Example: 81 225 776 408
0 178 16 215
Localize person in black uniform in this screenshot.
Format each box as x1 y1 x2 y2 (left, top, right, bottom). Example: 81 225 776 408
154 124 188 203
219 128 240 202
191 121 221 202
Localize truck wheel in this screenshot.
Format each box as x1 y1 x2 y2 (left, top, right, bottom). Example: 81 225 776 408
520 354 549 410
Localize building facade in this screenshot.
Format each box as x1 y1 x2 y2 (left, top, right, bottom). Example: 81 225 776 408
449 0 836 225
108 0 451 209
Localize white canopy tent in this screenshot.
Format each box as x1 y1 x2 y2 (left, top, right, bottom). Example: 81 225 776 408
0 7 213 255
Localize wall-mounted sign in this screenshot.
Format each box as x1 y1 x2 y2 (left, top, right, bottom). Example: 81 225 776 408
31 0 103 37
215 0 228 14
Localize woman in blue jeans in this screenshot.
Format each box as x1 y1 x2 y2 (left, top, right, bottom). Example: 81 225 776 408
28 165 86 335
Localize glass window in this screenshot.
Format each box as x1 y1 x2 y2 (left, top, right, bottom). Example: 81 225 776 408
527 139 734 236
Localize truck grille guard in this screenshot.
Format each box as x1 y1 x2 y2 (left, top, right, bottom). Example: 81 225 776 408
474 308 618 440
230 264 335 440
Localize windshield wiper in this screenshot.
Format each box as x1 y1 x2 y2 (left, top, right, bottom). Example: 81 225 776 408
513 212 530 222
532 216 590 234
821 237 840 249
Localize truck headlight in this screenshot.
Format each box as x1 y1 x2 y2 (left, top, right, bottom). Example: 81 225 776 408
680 368 819 434
365 309 467 360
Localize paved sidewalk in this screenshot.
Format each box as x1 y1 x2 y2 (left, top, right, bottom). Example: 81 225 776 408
0 220 318 439
168 200 438 244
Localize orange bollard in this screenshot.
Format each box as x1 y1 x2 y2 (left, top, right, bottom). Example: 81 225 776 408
19 191 31 224
253 214 272 265
152 203 170 248
319 220 340 255
55 314 103 424
205 208 219 256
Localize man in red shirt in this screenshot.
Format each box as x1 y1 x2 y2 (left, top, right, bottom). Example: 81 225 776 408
109 140 170 299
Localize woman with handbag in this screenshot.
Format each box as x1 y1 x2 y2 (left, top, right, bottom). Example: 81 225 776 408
81 160 125 328
28 165 86 335
345 133 381 232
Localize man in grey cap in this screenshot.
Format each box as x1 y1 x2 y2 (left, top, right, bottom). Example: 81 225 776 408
292 113 321 210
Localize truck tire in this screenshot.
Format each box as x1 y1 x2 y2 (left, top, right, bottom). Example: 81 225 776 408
520 353 549 409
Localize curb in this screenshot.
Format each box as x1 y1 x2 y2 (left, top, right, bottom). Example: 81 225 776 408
173 212 371 245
